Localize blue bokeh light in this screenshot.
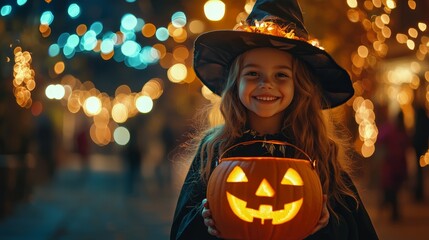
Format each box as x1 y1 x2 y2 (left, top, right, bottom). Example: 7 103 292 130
82 30 98 51
26 1 178 71
140 46 160 64
127 55 142 68
57 33 70 48
113 49 125 63
100 39 115 54
135 18 145 32
155 27 169 41
121 13 137 31
90 21 103 35
172 11 187 28
0 5 12 17
63 45 76 59
40 11 54 25
121 40 140 57
68 3 81 19
120 30 136 42
66 34 80 48
17 0 28 6
48 44 60 57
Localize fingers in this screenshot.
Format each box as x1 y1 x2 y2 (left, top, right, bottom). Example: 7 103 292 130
201 199 211 219
202 198 208 208
318 206 330 228
204 216 215 227
318 194 330 226
310 194 330 235
207 226 219 236
201 198 219 237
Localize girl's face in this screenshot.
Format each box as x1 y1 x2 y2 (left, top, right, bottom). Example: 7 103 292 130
238 48 294 121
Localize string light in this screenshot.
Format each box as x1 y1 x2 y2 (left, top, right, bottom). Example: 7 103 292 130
12 47 35 108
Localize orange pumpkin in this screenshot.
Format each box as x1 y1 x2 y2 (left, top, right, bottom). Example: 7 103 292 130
206 140 323 240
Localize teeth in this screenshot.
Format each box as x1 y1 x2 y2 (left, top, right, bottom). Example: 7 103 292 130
255 96 278 101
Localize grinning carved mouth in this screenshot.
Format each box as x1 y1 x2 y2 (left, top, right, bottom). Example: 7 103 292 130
226 192 303 224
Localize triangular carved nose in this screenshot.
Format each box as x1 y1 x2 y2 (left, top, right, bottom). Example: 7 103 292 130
255 178 275 197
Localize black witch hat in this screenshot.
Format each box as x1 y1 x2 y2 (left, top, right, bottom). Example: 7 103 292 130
193 0 354 108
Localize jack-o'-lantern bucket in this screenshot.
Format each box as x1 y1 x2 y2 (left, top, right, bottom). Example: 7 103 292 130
206 140 323 240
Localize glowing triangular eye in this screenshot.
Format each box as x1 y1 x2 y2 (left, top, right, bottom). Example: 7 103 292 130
281 168 303 186
227 166 248 182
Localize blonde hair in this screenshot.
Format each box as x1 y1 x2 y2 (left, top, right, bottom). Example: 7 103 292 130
194 50 357 215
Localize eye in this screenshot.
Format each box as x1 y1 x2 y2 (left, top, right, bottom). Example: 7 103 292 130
281 168 303 186
243 71 259 78
227 166 248 182
276 72 291 79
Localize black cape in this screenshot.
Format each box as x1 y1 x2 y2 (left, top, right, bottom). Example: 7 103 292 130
170 132 378 240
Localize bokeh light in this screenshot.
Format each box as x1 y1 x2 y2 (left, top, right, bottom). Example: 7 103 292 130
121 13 138 31
204 0 225 21
40 11 54 25
167 63 187 83
13 48 36 108
135 95 153 113
1 5 12 16
68 3 81 19
155 27 169 41
45 84 65 100
83 96 102 116
113 126 130 145
112 103 129 123
172 11 187 28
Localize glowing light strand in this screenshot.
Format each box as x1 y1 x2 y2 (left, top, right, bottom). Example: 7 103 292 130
12 47 36 108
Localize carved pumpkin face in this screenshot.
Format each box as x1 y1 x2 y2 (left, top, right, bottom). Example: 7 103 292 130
207 157 323 240
226 165 304 225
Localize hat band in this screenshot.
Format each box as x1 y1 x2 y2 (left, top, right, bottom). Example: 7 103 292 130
234 19 322 49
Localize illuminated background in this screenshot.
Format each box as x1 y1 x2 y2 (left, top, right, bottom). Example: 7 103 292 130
0 0 429 239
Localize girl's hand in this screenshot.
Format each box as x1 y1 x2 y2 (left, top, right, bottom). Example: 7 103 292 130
201 198 220 237
310 194 330 235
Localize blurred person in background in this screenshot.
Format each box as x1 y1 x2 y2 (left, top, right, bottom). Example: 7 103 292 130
156 117 176 191
35 111 56 183
377 108 410 222
123 115 146 196
74 118 91 181
1 79 36 216
412 91 429 202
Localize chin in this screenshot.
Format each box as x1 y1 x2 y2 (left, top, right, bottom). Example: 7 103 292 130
254 112 282 118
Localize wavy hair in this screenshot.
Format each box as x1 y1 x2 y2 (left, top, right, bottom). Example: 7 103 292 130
196 50 357 215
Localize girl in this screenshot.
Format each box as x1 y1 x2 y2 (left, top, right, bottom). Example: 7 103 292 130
171 0 378 239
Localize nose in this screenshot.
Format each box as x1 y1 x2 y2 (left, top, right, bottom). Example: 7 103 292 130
255 178 275 197
259 75 273 89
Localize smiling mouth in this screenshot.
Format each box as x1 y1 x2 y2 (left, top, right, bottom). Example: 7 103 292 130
226 192 303 225
254 96 280 101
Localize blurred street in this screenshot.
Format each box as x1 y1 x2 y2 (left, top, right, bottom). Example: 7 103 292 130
0 152 428 240
359 171 429 240
0 153 182 240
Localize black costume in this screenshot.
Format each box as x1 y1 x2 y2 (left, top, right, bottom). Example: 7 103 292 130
170 131 379 240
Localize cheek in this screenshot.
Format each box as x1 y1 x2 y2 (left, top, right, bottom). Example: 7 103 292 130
280 82 294 100
238 80 249 103
287 88 294 102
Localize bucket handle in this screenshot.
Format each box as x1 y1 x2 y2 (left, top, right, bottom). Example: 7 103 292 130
219 140 316 169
